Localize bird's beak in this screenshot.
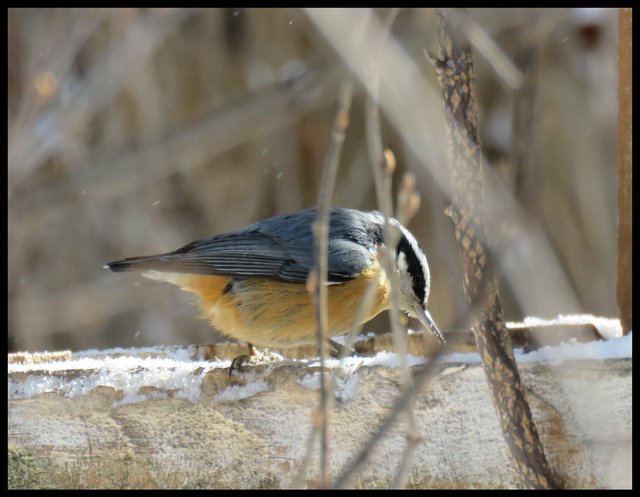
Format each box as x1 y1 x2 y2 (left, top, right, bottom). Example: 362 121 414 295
415 306 446 344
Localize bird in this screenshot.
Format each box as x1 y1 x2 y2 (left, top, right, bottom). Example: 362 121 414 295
104 207 444 349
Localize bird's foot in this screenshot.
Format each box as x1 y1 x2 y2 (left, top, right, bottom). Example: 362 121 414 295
329 338 355 358
228 343 283 379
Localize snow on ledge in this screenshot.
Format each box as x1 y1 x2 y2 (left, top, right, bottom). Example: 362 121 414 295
8 316 631 405
444 332 631 365
506 313 623 340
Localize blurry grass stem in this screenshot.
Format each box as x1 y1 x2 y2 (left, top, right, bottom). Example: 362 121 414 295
363 8 427 488
332 342 451 489
290 422 320 488
309 75 354 488
308 10 375 482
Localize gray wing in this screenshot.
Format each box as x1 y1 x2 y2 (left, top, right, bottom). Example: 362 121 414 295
105 209 379 284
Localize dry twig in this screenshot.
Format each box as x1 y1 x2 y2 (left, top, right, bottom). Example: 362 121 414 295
332 342 451 488
309 75 355 488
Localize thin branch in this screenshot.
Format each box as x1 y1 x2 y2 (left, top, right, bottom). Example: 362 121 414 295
377 168 422 482
289 425 318 488
364 8 428 489
331 343 451 489
308 11 372 487
391 433 422 489
309 74 354 488
387 170 426 489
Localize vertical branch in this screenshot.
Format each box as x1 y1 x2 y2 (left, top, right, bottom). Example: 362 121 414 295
309 12 371 487
310 75 354 488
364 8 423 489
331 343 450 489
378 152 418 471
428 8 556 489
290 424 319 488
617 8 632 334
390 172 423 490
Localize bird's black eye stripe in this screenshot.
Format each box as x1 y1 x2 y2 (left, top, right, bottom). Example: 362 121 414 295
397 235 426 304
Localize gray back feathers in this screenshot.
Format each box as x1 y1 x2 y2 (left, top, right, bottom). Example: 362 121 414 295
105 208 385 284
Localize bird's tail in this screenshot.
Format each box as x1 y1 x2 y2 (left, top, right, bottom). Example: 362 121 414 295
103 254 172 273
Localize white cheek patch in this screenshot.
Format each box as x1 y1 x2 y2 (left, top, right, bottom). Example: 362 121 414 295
395 251 416 308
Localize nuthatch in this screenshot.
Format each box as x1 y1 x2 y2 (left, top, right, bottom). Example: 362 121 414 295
105 208 444 348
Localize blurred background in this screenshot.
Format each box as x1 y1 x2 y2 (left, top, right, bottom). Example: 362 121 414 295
8 8 620 352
